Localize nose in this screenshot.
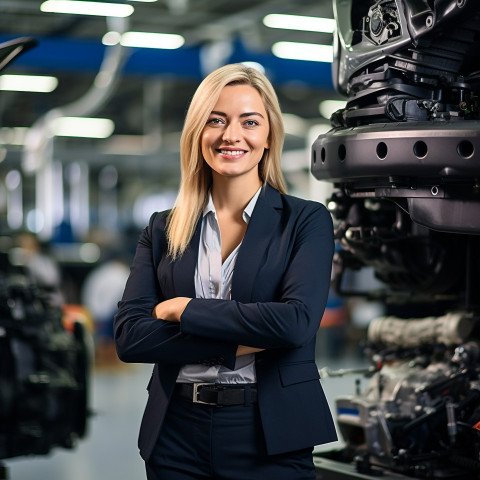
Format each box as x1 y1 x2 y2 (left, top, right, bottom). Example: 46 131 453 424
222 122 240 143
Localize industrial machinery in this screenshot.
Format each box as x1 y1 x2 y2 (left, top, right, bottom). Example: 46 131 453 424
0 38 90 476
0 249 89 461
311 1 480 478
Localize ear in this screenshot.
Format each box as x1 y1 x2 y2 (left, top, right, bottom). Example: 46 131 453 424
264 135 270 150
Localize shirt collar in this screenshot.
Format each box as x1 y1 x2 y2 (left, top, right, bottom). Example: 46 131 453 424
243 185 262 222
203 185 262 224
203 192 216 217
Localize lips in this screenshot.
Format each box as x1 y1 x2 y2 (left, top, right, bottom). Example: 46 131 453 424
217 148 247 157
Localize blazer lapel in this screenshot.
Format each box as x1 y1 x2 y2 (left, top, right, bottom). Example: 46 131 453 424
172 217 201 297
232 184 283 303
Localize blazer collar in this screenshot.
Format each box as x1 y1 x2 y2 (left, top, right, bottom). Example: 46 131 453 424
232 184 283 302
172 217 201 298
172 184 283 301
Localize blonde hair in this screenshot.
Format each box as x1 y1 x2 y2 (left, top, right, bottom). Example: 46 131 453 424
166 63 287 259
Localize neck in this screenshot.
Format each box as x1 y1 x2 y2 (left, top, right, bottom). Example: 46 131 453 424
211 174 262 214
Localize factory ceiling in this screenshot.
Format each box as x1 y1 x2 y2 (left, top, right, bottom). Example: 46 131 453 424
0 0 339 172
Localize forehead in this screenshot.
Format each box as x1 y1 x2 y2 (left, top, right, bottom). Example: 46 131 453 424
212 84 267 114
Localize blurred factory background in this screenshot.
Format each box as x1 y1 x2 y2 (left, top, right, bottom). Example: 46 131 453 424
0 1 375 478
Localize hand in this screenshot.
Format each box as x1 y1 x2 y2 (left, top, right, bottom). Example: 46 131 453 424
152 297 191 323
236 345 264 357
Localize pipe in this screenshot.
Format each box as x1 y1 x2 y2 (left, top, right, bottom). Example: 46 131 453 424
21 17 129 239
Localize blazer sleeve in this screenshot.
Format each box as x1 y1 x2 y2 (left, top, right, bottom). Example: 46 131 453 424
114 212 237 368
180 202 334 350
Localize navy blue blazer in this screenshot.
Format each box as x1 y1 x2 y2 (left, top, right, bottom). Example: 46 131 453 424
114 184 337 461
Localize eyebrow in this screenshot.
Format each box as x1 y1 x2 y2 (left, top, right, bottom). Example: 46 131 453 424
210 110 265 119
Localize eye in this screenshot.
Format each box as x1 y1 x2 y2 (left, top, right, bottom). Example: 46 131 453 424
243 119 259 127
206 117 224 125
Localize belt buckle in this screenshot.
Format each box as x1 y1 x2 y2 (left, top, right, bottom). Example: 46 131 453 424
192 383 216 405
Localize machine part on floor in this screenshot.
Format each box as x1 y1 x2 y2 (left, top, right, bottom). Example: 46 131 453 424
312 1 480 478
323 335 480 479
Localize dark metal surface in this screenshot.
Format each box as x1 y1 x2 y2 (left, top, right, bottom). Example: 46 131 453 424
314 456 414 480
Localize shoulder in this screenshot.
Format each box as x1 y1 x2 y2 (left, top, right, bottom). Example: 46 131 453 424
281 192 324 211
265 184 331 223
148 209 171 231
137 210 171 247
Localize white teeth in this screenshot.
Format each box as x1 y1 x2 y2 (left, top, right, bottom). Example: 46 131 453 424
220 150 244 156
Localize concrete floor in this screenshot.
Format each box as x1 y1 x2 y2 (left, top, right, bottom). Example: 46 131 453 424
4 346 367 480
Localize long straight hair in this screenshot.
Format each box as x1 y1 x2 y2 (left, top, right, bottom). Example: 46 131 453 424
166 64 287 259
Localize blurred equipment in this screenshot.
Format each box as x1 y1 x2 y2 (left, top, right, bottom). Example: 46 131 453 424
0 37 90 474
312 1 480 478
0 250 89 460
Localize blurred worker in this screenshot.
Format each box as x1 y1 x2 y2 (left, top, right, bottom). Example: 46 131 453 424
81 256 130 344
13 232 64 305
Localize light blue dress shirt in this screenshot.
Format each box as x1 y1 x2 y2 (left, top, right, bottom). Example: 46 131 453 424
176 186 262 384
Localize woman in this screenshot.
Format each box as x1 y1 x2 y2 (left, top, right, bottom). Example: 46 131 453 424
114 63 337 479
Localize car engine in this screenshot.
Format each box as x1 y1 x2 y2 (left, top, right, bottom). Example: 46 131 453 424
311 1 480 478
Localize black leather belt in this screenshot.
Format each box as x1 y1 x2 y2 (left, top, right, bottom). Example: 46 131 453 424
175 383 258 406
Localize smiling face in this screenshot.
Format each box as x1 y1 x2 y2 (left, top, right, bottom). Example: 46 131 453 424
201 84 270 185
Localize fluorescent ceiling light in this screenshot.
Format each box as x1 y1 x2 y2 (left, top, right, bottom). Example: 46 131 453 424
103 31 185 49
282 113 307 137
263 14 335 33
40 1 134 18
0 127 29 145
319 100 347 119
118 31 185 49
272 42 333 63
0 74 58 92
52 117 115 138
102 31 122 45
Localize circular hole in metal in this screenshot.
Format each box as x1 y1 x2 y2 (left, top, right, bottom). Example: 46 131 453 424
413 141 428 158
457 0 466 7
426 15 433 27
338 144 346 161
457 140 474 158
321 147 326 164
376 142 388 160
312 149 317 165
431 186 439 196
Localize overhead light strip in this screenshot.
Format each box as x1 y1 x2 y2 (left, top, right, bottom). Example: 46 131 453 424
0 74 58 93
52 117 115 138
0 118 115 144
0 127 29 145
272 42 333 63
319 100 347 119
103 31 185 49
40 1 134 18
263 14 335 34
